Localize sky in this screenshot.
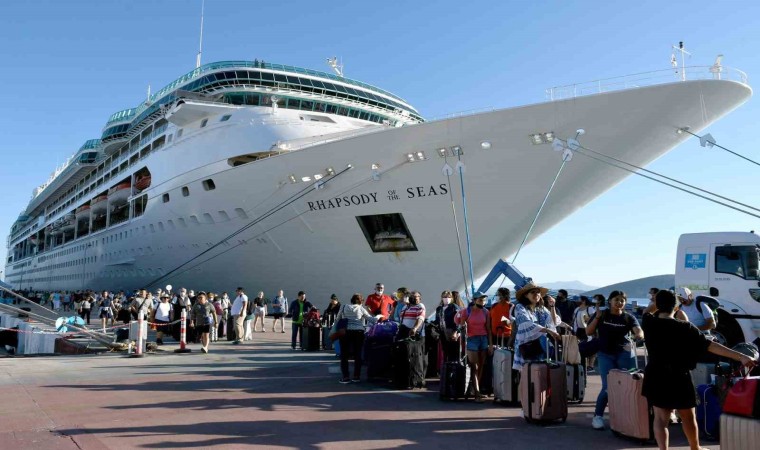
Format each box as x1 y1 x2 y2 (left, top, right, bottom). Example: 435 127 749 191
1 0 759 287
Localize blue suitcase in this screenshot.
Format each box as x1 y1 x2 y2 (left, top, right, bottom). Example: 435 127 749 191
696 384 721 441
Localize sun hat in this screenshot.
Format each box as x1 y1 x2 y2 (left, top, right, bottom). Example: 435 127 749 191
515 282 549 300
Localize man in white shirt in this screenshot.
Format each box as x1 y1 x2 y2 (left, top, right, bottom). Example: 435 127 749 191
230 287 248 344
677 287 716 333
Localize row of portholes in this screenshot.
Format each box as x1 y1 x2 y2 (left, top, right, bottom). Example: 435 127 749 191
162 179 217 204
98 267 165 278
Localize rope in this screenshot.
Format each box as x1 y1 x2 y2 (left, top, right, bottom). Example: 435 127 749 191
573 148 760 219
511 159 568 265
456 152 476 299
681 129 760 168
443 155 471 298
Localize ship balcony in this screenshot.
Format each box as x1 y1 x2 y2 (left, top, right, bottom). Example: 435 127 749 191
545 65 749 101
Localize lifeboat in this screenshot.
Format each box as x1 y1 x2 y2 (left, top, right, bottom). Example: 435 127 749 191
108 182 131 204
62 214 76 231
134 175 151 192
49 222 63 236
75 204 91 219
91 195 108 213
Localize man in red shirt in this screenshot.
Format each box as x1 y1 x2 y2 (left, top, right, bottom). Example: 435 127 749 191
365 283 394 320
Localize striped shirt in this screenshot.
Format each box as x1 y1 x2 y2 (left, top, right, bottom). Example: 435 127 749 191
512 303 550 370
337 304 375 331
400 304 426 329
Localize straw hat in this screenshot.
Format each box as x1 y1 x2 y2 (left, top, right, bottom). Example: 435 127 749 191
515 282 548 300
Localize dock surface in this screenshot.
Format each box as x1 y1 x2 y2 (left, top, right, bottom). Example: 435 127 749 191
0 325 706 449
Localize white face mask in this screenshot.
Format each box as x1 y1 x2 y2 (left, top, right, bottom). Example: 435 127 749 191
376 289 384 294
402 296 409 303
443 297 452 304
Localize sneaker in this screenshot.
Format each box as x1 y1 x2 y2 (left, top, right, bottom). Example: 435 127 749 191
592 415 605 430
201 347 208 354
351 378 361 383
232 340 241 345
339 378 351 384
587 366 595 374
281 330 286 334
262 329 266 332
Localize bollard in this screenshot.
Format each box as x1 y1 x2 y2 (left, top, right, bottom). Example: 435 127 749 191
174 308 192 353
129 310 145 358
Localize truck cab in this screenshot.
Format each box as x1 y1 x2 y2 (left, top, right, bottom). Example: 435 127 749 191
676 232 760 347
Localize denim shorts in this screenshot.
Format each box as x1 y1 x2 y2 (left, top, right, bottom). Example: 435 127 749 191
466 335 488 352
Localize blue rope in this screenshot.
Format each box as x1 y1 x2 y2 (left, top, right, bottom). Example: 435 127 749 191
457 153 476 298
511 159 568 265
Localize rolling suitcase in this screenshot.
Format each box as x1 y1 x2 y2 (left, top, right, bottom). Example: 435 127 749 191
440 335 470 400
303 326 321 351
226 316 235 341
480 352 494 396
492 336 519 404
566 364 586 403
392 337 426 389
322 316 334 351
720 413 760 450
520 337 567 424
365 335 394 381
608 347 653 442
696 384 722 441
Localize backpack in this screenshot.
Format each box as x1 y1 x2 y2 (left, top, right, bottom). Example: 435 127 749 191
695 296 719 326
304 308 321 328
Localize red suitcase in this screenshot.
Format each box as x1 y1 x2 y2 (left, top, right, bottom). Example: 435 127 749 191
608 347 653 442
520 337 567 424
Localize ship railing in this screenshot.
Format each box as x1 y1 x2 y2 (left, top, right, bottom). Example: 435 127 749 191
426 106 499 122
546 65 749 101
283 126 390 151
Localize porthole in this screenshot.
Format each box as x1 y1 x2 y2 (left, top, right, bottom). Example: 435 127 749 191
200 118 208 128
182 186 189 197
202 179 216 191
220 115 231 122
163 193 170 203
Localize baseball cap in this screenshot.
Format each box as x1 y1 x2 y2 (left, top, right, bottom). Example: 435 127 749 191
677 287 692 299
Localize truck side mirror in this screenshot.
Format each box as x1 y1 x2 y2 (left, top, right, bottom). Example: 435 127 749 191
709 287 719 296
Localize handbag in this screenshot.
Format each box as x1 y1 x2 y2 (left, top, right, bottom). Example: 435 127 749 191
329 317 348 342
723 376 760 418
519 337 544 360
562 334 582 365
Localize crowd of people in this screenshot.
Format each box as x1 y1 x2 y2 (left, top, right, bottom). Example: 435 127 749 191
6 282 759 450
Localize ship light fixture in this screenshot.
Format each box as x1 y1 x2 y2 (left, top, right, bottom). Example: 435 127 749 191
371 163 380 170
451 146 463 156
530 132 555 145
406 153 416 162
288 174 297 183
480 141 492 150
326 167 335 175
437 148 447 157
301 176 312 182
313 174 323 180
416 151 426 160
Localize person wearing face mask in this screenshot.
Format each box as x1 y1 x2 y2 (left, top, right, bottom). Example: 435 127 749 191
454 291 494 402
389 287 410 323
398 291 426 339
365 283 394 320
436 290 462 362
489 287 513 343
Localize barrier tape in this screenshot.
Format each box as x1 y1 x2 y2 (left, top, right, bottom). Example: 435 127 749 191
0 318 183 336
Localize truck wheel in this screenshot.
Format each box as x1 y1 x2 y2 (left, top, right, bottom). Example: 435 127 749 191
714 312 743 347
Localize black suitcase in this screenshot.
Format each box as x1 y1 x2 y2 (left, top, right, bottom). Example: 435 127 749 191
365 335 394 381
392 337 426 389
322 316 334 351
566 363 586 403
479 352 494 396
425 323 440 378
226 317 236 341
303 326 321 351
439 337 470 400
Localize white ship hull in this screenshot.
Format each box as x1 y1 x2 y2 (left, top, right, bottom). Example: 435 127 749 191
5 78 751 302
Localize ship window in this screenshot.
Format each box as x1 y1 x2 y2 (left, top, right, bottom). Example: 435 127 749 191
177 129 183 138
182 186 189 197
202 179 216 191
168 134 173 142
163 193 170 203
200 119 208 128
356 213 418 253
220 115 231 122
235 208 248 219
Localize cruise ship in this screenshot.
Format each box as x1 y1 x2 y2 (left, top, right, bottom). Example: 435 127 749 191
3 60 752 301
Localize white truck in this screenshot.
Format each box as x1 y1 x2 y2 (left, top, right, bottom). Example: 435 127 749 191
676 232 760 347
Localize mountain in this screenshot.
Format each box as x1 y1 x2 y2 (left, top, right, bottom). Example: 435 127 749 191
581 274 675 299
543 281 599 292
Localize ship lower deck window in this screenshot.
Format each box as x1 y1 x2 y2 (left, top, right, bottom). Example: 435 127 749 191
182 187 189 197
220 115 231 122
356 213 417 253
200 119 208 128
163 193 170 203
202 179 216 191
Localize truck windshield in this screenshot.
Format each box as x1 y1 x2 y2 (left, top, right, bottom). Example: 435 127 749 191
715 245 760 280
